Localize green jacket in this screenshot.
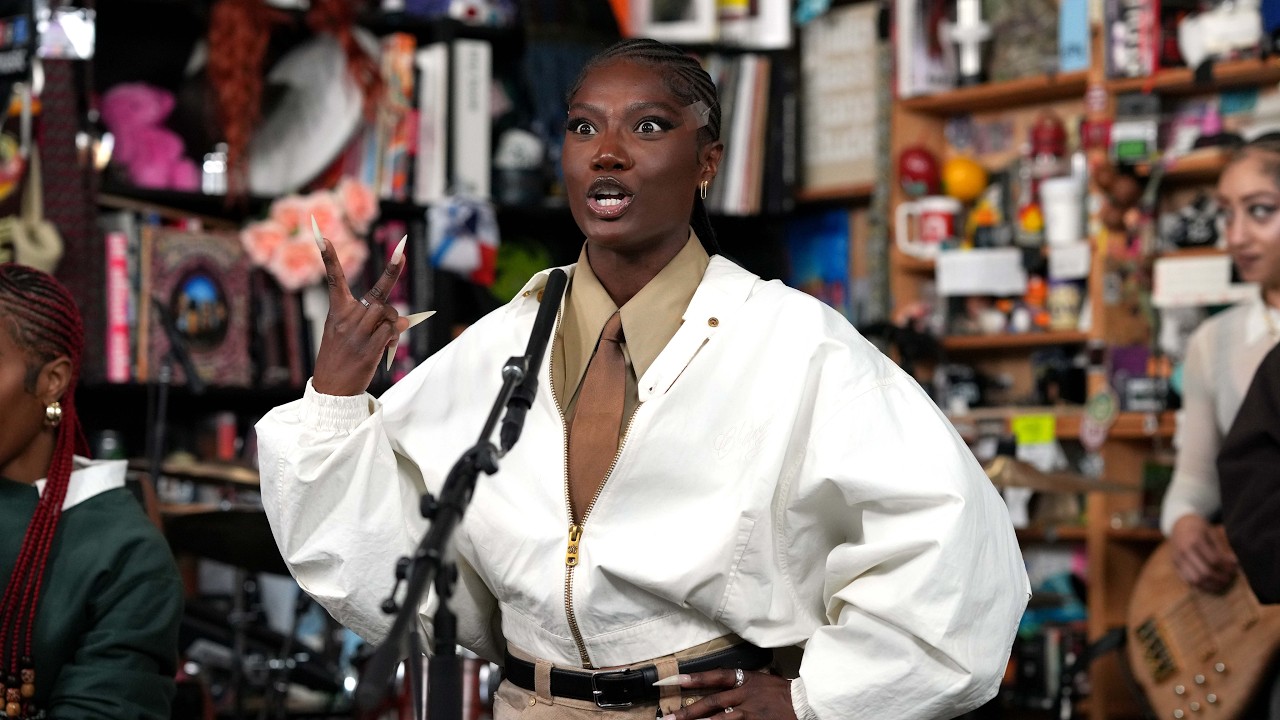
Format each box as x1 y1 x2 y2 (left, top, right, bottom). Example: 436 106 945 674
1 458 183 719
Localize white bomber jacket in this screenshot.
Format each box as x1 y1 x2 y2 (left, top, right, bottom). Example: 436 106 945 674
256 256 1030 720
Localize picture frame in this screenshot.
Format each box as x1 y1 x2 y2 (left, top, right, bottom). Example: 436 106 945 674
630 0 718 44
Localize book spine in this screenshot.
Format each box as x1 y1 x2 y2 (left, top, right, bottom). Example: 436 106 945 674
105 229 132 383
451 38 492 198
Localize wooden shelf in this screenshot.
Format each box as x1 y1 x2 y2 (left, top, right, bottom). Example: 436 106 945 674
794 183 874 204
1107 526 1164 543
1160 147 1231 185
1016 525 1088 542
949 408 1174 442
1108 57 1280 96
1156 245 1227 258
899 70 1089 115
942 331 1091 351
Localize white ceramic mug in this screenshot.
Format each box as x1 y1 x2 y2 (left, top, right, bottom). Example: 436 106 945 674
896 195 962 258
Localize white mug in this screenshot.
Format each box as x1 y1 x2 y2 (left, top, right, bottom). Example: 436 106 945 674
896 195 962 258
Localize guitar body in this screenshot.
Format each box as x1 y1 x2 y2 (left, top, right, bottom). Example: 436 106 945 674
1127 541 1280 718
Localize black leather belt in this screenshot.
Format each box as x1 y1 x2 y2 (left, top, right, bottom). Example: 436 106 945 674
503 643 773 709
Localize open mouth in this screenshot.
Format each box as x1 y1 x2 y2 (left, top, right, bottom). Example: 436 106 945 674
586 177 634 218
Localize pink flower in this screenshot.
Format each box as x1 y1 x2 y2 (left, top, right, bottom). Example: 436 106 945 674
269 195 309 234
336 236 370 279
336 177 379 233
240 220 289 267
266 236 325 292
305 192 346 244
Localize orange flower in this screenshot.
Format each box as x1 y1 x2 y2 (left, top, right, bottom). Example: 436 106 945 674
266 236 325 291
336 235 370 279
268 195 308 234
305 192 346 245
240 220 289 267
337 177 379 233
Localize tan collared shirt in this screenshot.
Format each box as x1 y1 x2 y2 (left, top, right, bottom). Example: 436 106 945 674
552 232 710 430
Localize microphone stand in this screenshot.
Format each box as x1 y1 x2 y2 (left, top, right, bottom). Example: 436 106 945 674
356 269 568 719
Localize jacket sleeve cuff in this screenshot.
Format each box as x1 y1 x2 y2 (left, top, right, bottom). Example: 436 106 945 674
791 677 821 720
302 379 377 433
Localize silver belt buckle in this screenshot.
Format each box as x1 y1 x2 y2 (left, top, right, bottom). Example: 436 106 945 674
590 669 636 709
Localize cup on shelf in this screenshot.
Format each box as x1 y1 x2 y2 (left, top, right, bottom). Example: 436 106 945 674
1039 176 1085 246
895 195 962 258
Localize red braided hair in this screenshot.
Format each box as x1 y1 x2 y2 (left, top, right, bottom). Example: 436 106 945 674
0 263 89 712
207 0 382 198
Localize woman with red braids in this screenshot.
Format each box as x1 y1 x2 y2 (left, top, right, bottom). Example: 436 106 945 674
0 264 183 719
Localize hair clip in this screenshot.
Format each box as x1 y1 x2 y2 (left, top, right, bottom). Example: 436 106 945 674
686 100 710 129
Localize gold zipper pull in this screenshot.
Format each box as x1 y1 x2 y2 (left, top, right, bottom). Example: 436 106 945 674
566 524 582 567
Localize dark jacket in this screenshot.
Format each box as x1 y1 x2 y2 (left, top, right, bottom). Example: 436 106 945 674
1219 341 1280 604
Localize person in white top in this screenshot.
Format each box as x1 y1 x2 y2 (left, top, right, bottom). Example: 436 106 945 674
1161 135 1280 593
256 38 1029 720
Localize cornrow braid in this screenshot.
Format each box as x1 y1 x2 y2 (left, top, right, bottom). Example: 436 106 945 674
568 38 723 254
0 263 89 719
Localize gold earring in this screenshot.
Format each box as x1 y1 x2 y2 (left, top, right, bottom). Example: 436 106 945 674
44 401 62 428
700 180 709 200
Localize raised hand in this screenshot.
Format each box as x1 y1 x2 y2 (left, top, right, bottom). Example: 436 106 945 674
656 668 797 720
310 217 411 396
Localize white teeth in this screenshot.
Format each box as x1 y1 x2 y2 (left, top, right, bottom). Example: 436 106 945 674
597 197 623 207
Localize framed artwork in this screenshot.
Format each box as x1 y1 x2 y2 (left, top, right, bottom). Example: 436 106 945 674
630 0 718 44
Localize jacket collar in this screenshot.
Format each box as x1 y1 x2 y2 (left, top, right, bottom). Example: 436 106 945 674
511 256 759 402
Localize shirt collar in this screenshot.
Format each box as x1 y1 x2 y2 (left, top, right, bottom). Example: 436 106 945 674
35 456 128 510
1244 291 1280 345
562 231 710 394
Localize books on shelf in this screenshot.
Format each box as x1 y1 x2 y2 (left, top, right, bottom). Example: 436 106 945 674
799 2 878 195
346 35 493 203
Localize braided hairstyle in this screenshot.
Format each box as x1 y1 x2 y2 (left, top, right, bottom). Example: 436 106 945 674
567 38 723 254
0 264 89 717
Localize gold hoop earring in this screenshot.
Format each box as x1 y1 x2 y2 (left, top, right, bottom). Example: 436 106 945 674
44 401 62 428
700 180 709 200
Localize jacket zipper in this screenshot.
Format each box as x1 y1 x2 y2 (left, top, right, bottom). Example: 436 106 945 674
555 334 641 668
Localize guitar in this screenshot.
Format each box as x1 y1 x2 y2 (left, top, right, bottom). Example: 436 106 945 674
1127 540 1280 718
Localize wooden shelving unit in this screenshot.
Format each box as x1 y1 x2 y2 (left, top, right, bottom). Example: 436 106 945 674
942 330 1091 351
900 70 1090 115
887 22 1216 717
794 182 875 204
1107 56 1280 96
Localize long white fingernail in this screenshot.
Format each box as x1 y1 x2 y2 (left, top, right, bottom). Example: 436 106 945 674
391 234 407 265
652 675 690 687
385 338 399 371
310 215 325 252
405 310 436 328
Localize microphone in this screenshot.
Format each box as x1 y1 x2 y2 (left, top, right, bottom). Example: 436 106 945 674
151 297 207 395
500 268 567 452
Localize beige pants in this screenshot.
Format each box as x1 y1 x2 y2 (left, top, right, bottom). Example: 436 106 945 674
493 637 739 719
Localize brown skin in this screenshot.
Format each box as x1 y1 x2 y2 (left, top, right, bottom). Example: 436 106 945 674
660 668 797 720
563 58 722 306
0 319 72 484
565 60 791 720
311 59 789 716
310 238 411 396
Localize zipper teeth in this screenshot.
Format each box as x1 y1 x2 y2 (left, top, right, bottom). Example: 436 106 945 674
557 319 643 668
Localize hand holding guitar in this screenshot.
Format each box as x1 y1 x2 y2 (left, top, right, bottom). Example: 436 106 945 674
1169 514 1238 594
310 218 414 397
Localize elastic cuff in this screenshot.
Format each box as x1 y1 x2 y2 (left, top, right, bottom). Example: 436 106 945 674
303 379 377 432
790 677 821 720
